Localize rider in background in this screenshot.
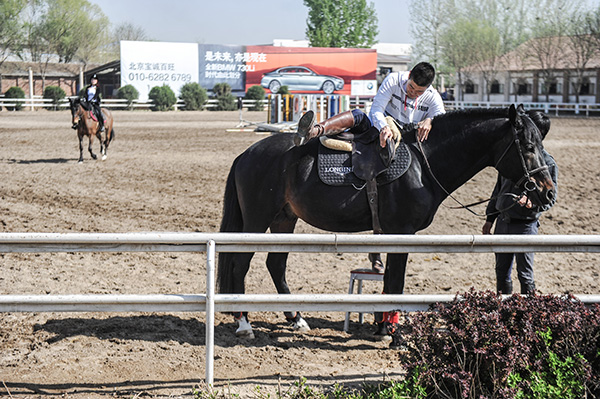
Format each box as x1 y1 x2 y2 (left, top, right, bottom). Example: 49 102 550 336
84 74 104 132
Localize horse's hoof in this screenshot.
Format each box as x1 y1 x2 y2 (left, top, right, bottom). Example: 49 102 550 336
235 316 255 339
102 155 107 161
78 160 83 164
235 327 255 339
388 334 407 350
374 322 394 342
375 333 392 343
292 317 311 333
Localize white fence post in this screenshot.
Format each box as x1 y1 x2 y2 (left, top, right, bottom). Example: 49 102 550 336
205 239 216 387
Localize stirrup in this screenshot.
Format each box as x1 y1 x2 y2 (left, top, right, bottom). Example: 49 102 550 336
294 110 316 146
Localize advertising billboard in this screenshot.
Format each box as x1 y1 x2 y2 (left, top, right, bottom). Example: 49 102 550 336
120 41 377 100
245 46 377 96
120 41 199 101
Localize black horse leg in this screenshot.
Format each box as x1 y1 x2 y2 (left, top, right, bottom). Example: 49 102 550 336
383 252 408 294
228 252 255 338
374 253 408 345
78 134 84 162
266 212 309 331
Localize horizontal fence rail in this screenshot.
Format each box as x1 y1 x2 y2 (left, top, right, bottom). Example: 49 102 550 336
1 232 599 386
1 232 599 253
2 96 600 116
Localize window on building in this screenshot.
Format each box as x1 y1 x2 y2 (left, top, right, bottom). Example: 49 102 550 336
578 78 592 95
514 79 530 95
490 80 503 94
465 80 478 94
540 79 560 95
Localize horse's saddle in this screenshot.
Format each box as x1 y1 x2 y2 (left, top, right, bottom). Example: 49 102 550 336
80 99 103 121
317 127 412 187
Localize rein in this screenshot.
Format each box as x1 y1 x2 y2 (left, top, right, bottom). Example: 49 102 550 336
416 115 547 218
417 139 490 217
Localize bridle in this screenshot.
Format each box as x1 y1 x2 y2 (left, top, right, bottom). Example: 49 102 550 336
417 113 548 217
493 114 548 193
70 99 84 127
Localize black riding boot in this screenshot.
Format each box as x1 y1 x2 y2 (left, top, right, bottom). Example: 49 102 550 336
98 114 105 132
497 280 513 295
294 110 355 146
521 282 536 295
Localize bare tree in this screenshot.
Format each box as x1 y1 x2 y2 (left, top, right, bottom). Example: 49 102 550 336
104 22 150 61
409 0 454 88
527 0 585 101
440 19 477 101
567 10 600 103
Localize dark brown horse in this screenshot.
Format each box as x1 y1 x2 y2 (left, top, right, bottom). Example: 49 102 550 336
68 97 115 162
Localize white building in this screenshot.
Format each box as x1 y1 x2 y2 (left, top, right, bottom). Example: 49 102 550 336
459 36 600 104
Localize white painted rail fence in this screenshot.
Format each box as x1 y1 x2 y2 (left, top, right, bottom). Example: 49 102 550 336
1 232 599 387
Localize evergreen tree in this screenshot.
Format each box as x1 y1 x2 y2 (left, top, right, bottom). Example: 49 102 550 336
304 0 378 48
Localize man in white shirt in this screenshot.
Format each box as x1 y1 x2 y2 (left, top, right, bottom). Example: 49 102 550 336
370 61 445 144
294 62 445 146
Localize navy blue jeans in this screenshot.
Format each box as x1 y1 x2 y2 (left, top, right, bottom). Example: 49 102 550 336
494 218 539 294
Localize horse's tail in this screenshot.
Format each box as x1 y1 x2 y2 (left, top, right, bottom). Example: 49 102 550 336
109 127 115 142
217 157 244 294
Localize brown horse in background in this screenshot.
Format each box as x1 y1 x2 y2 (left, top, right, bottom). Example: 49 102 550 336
68 97 115 163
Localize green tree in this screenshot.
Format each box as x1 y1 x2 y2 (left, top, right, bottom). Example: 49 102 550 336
148 85 177 111
117 84 139 110
5 86 26 111
245 85 266 111
43 0 109 66
212 83 236 111
43 85 66 110
304 0 378 48
19 0 53 92
179 82 208 111
0 0 26 69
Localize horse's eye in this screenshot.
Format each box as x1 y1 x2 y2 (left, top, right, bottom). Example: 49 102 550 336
524 143 535 152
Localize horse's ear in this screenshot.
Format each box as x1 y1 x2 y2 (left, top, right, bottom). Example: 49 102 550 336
509 104 517 124
517 104 525 114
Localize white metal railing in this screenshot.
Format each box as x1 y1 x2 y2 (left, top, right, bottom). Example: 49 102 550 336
444 100 600 116
1 232 600 386
3 96 600 116
0 97 270 111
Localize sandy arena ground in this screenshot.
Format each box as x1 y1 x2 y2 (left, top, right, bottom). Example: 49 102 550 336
0 109 599 398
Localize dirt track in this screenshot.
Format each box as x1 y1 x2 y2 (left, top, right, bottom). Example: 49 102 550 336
0 110 599 398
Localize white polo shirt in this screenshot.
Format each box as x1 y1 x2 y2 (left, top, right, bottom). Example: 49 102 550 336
369 71 445 131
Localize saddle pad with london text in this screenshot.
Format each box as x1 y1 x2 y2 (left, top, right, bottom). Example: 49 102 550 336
317 142 411 186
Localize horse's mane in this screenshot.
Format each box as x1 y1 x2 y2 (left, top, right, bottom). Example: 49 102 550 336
425 107 510 145
433 107 508 129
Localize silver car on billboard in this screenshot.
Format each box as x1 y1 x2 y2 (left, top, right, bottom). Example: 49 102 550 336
261 66 345 94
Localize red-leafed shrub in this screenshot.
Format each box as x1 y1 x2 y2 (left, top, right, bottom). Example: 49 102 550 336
397 290 600 398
